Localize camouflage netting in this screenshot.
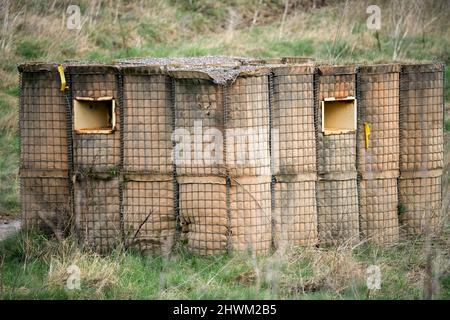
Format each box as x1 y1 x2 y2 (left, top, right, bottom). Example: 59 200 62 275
17 58 444 254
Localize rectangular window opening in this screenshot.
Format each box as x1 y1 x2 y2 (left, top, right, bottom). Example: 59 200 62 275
321 97 357 135
74 97 116 134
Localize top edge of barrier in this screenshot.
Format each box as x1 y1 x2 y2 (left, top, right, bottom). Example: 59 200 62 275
358 64 401 74
401 62 445 73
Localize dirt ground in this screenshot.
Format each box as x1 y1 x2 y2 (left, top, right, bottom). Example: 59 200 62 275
0 217 21 241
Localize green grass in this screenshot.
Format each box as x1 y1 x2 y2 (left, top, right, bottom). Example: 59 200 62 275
1 232 449 300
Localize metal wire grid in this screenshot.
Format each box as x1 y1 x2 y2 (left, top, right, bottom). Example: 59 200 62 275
226 76 271 177
273 178 318 248
317 71 357 174
230 177 272 253
272 72 316 175
174 78 225 176
20 176 71 234
123 177 176 254
399 175 442 236
178 177 228 255
74 176 121 252
399 67 444 172
70 70 121 172
359 178 400 245
123 74 173 174
317 179 360 245
358 70 400 174
20 71 68 171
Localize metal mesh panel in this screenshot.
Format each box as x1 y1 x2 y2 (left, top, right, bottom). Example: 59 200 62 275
20 176 70 234
272 67 316 175
69 67 120 172
174 78 225 176
399 175 442 236
399 64 444 171
317 66 357 174
123 175 176 254
359 178 399 244
226 76 271 177
123 74 173 174
273 177 318 248
317 179 359 245
20 71 68 170
358 66 400 173
230 176 272 253
318 133 356 173
74 175 121 251
178 177 228 255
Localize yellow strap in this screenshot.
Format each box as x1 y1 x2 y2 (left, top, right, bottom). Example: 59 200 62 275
57 64 68 92
364 122 371 149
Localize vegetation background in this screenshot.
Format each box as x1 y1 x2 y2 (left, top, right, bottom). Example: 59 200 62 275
0 0 449 299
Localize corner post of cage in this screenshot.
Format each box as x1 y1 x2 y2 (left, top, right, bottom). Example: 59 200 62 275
312 67 321 243
116 68 126 246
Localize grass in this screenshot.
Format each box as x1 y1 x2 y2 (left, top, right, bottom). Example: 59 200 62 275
1 232 449 300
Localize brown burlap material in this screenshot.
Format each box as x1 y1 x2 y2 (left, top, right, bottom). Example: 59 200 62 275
20 68 69 171
123 175 176 254
273 175 318 248
317 178 360 245
359 177 400 245
230 176 272 253
226 76 271 177
68 65 121 172
272 66 316 175
74 176 121 252
399 64 444 171
358 65 400 173
123 73 173 174
20 174 70 235
178 176 228 255
399 173 442 236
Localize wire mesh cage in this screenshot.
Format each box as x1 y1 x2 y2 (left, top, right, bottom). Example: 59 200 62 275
271 66 316 175
178 176 228 255
273 175 318 248
399 63 444 172
226 72 271 177
317 177 360 245
19 65 69 171
359 177 399 245
73 174 121 252
68 65 121 173
358 64 400 174
123 174 176 254
20 174 71 235
399 172 442 236
122 67 173 174
230 176 272 253
173 75 225 176
317 65 357 174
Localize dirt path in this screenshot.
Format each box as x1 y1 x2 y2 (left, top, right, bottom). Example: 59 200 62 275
0 218 21 241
